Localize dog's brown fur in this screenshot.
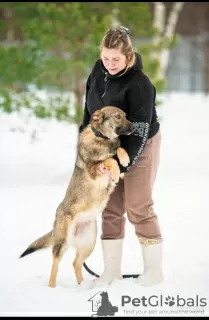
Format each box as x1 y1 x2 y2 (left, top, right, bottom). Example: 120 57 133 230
19 106 133 288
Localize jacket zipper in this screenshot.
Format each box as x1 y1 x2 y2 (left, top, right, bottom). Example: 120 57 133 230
102 72 109 98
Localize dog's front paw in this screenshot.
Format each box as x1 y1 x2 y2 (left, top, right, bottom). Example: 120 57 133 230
117 147 130 167
111 165 120 183
119 153 130 167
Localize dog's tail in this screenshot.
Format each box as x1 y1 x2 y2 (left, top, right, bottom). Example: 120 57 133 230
19 231 52 258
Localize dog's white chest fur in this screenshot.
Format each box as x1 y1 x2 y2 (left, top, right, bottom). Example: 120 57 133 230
67 201 108 248
76 203 106 222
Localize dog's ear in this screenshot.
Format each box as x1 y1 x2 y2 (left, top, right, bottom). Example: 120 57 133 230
90 110 100 123
90 110 105 124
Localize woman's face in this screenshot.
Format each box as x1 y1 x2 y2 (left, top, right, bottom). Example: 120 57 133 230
101 47 128 75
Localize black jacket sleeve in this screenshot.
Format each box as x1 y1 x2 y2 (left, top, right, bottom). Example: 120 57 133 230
115 75 156 173
79 74 92 133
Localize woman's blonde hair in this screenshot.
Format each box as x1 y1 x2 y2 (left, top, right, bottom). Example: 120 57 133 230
99 26 136 72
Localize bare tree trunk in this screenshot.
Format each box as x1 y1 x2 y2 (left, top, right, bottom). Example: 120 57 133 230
153 2 165 39
160 2 185 77
164 3 185 39
152 2 185 79
151 2 165 77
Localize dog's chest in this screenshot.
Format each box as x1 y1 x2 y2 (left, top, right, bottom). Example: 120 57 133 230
75 201 108 223
67 202 107 247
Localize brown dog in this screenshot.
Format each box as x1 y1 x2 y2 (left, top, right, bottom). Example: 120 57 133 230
19 106 133 288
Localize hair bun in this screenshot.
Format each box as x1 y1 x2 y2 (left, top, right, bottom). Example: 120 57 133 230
119 26 131 36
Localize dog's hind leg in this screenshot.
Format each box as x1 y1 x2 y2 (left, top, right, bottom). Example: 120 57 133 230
48 240 68 288
73 220 97 284
73 245 95 284
48 214 70 288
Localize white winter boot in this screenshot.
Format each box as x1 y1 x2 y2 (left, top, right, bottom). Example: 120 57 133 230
92 239 123 288
136 237 164 286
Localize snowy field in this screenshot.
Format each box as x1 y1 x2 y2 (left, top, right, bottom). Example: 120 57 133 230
0 92 209 317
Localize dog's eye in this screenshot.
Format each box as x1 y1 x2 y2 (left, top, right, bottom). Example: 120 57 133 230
115 115 121 119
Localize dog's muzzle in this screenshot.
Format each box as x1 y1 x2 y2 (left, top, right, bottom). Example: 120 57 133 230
116 122 134 136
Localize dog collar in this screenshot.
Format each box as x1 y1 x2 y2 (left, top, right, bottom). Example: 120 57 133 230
91 126 109 140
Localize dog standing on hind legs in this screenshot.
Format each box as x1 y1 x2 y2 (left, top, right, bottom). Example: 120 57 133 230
19 106 134 288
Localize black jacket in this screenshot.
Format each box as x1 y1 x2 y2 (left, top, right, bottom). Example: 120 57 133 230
79 52 160 173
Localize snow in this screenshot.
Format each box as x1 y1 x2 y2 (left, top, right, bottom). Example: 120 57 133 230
0 92 209 317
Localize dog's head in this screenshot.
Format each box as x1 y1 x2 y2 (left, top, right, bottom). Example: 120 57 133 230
90 106 134 139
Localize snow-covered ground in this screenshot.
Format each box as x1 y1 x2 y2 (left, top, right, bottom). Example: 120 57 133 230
0 92 209 317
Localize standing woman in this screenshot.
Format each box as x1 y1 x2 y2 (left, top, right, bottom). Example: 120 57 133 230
79 26 163 287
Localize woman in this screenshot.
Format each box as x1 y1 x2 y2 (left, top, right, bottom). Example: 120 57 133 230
79 26 163 287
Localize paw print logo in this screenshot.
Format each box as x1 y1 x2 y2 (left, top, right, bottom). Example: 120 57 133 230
164 296 175 307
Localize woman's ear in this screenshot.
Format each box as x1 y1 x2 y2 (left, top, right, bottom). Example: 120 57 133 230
126 52 131 61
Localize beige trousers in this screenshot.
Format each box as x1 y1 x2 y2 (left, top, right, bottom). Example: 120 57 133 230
101 130 162 241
